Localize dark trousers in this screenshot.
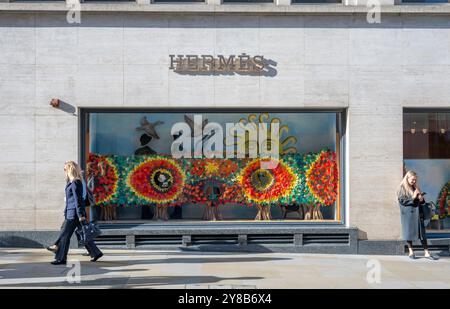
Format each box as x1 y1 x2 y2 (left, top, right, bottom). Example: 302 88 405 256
54 219 78 262
54 219 102 262
53 220 66 247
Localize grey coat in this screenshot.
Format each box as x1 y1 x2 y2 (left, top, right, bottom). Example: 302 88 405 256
398 189 426 241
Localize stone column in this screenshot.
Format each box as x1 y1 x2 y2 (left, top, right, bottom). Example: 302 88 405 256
207 0 222 5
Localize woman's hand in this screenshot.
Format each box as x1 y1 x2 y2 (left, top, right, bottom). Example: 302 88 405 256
79 217 86 222
413 189 420 199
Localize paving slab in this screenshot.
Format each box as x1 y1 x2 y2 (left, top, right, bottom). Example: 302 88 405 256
0 248 449 288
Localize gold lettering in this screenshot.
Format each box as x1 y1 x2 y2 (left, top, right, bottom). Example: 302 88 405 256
238 53 251 71
169 55 184 71
170 54 265 73
217 55 235 71
186 55 199 71
252 55 265 71
201 55 214 71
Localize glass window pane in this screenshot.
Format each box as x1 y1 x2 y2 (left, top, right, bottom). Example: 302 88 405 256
403 111 450 159
403 109 450 232
84 110 342 223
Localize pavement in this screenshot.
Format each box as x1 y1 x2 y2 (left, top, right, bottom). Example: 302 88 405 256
0 248 450 288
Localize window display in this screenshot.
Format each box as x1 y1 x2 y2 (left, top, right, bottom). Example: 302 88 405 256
403 110 450 231
82 110 343 223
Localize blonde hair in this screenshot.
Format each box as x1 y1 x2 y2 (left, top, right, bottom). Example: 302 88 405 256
64 161 82 182
398 170 419 198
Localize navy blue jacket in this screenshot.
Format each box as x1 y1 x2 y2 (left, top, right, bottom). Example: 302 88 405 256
64 179 86 220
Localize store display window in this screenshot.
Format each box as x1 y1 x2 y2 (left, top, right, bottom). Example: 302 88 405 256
80 109 345 224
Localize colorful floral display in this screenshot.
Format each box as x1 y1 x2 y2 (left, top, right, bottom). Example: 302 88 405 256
278 154 304 206
238 158 298 205
125 156 186 205
87 150 339 208
219 183 249 205
304 150 338 206
182 181 206 204
187 158 239 183
88 153 119 205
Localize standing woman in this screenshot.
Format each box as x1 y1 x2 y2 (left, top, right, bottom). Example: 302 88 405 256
397 170 438 260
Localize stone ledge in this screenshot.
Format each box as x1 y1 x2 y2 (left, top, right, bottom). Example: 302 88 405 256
358 239 450 255
96 223 357 235
1 3 450 14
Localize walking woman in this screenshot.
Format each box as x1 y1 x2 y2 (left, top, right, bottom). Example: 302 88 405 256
51 161 103 265
397 170 438 260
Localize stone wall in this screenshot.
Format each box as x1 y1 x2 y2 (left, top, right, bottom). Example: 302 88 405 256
1 11 449 240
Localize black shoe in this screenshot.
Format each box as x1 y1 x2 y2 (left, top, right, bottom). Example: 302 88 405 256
90 253 103 262
51 260 66 265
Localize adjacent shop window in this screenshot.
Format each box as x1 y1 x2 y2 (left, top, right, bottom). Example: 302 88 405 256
81 110 344 224
404 111 450 159
403 109 450 231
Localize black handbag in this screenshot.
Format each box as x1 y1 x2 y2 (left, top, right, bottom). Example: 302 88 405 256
77 222 101 245
421 202 436 227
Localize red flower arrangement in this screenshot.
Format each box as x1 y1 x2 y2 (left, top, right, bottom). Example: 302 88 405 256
88 153 119 205
238 158 297 205
182 182 206 204
189 158 238 180
126 157 185 205
305 151 338 206
219 184 250 205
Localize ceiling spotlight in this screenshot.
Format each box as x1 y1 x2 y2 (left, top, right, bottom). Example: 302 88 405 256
440 128 446 134
422 128 428 134
50 98 60 108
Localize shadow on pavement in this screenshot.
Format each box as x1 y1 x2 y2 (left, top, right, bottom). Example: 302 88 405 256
0 253 284 287
0 274 262 288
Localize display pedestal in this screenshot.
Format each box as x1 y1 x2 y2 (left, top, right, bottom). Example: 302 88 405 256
304 204 323 220
203 204 222 221
255 205 272 220
101 206 117 221
153 205 169 221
